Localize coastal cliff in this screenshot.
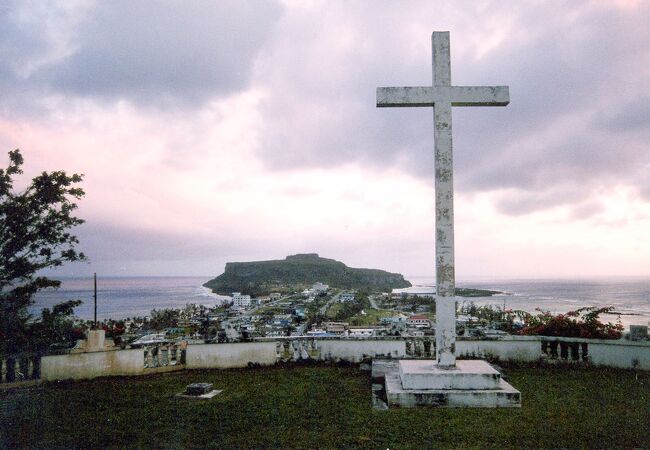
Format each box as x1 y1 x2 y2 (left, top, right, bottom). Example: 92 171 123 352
203 253 412 296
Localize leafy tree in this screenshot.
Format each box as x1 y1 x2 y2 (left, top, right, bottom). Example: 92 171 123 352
149 308 180 330
30 300 85 351
308 313 328 327
0 149 86 355
333 292 371 321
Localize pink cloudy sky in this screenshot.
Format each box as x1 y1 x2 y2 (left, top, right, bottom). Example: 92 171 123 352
1 0 649 279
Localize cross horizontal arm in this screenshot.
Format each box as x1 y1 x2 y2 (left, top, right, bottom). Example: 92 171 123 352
450 86 509 106
376 87 433 107
377 85 509 108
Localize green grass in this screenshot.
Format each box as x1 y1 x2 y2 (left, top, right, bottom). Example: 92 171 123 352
1 363 648 449
326 304 395 325
325 302 343 319
348 308 396 326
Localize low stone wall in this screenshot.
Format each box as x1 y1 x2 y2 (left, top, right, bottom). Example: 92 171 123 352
34 336 650 382
457 336 542 362
186 342 277 369
314 339 405 362
41 349 144 381
576 339 649 370
185 339 406 368
456 336 650 370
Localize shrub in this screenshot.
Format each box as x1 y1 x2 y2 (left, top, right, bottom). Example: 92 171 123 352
518 306 623 339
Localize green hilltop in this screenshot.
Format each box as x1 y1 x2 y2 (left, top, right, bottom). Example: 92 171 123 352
203 253 412 296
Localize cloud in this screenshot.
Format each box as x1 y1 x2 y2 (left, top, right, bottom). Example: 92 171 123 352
0 0 283 110
1 1 650 277
247 0 650 217
593 96 650 133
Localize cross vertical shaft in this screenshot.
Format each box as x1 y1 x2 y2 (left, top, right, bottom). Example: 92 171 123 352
376 31 509 369
432 32 456 367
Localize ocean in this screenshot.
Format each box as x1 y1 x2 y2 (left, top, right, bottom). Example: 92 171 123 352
29 276 650 328
400 276 650 328
30 277 229 321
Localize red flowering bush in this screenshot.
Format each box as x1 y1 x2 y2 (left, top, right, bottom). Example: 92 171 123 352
95 321 125 345
100 321 125 338
518 306 623 339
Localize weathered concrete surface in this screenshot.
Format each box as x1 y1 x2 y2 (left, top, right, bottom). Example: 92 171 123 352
375 86 508 107
316 339 405 362
457 337 543 362
36 336 650 383
41 348 143 381
385 370 521 408
399 359 501 390
435 296 457 367
175 389 222 400
377 31 510 368
580 339 650 370
186 342 277 369
70 329 115 354
371 358 400 379
86 330 106 351
457 336 650 370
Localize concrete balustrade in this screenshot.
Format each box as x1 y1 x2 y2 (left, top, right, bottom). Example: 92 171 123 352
0 354 42 383
3 336 642 383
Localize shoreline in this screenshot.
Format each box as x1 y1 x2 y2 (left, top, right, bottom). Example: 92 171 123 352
29 276 650 327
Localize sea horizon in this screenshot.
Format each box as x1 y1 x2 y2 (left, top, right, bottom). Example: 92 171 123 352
40 273 650 281
29 275 650 328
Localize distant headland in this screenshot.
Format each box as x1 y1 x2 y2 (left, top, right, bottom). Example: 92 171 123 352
203 253 412 296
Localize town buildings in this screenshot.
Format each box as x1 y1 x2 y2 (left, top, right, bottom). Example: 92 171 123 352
232 292 252 308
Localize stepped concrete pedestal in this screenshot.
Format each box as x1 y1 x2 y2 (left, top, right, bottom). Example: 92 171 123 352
385 359 521 408
399 360 501 390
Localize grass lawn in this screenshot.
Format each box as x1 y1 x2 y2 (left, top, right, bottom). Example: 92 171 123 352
1 363 648 449
326 304 396 325
348 308 397 326
325 302 343 319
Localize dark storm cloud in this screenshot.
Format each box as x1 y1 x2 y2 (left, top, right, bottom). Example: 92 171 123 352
252 1 649 217
1 0 647 221
0 1 282 108
453 5 649 199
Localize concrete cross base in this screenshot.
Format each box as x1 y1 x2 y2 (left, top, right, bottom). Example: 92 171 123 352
399 359 501 390
381 359 521 408
386 371 521 408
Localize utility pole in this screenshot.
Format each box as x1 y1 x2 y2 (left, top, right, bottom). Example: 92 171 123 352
94 272 97 329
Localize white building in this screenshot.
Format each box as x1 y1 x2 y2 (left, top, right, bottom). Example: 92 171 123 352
340 292 355 302
324 322 348 334
347 327 375 337
407 314 432 328
312 282 329 293
231 292 251 308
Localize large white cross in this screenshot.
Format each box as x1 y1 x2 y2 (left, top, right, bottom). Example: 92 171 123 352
377 31 509 368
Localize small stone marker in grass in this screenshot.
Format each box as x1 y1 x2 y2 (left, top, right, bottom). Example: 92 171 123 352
176 383 222 399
